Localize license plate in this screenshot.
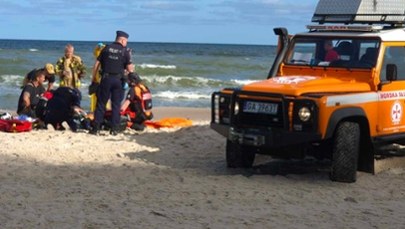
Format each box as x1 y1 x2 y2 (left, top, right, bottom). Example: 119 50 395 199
243 101 278 115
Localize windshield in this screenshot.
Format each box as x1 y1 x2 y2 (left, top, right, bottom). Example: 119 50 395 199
285 37 380 68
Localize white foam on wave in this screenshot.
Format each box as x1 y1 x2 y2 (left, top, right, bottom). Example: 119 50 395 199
138 63 176 69
141 75 259 87
0 74 22 80
231 79 260 85
143 75 221 85
154 91 211 100
29 49 38 52
0 74 24 85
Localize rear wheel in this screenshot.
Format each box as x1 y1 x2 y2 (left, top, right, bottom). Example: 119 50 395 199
330 121 360 183
226 140 256 168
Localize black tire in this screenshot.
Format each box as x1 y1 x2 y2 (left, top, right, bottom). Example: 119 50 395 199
226 140 256 168
330 121 360 183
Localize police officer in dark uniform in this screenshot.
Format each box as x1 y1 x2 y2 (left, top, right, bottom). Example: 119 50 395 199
90 30 134 135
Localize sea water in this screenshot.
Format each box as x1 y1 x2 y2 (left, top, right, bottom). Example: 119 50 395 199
0 39 276 111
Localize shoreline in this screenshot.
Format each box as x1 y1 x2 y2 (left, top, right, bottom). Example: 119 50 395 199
152 106 210 121
1 106 211 122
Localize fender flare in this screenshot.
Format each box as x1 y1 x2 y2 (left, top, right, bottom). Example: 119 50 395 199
325 107 368 139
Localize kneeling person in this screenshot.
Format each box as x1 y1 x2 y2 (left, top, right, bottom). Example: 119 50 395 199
17 70 46 118
121 73 153 131
44 87 85 131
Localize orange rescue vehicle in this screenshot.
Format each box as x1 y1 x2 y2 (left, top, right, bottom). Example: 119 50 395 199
211 0 405 182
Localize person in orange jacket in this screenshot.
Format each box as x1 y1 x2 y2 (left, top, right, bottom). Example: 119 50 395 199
120 72 153 131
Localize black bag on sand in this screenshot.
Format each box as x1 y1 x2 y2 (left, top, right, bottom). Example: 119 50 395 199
102 115 129 132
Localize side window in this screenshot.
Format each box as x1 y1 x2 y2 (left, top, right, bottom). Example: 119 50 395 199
382 46 405 81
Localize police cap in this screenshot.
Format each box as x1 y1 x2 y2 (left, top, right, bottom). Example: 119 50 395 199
116 30 129 39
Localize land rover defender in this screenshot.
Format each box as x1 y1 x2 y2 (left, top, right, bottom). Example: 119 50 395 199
211 0 405 182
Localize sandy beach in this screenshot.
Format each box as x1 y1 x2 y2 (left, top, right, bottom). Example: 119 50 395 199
0 107 404 228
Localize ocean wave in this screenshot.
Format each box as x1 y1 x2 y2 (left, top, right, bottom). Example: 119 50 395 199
0 74 24 86
138 63 176 69
145 75 212 83
231 79 260 85
154 91 211 100
142 75 225 87
29 49 38 52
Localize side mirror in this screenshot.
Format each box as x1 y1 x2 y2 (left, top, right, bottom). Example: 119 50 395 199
386 64 397 81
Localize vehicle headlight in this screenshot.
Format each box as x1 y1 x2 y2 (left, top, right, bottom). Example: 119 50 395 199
298 107 311 122
220 96 226 103
234 101 240 115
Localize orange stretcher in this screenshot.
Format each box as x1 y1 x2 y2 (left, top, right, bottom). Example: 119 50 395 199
145 118 193 129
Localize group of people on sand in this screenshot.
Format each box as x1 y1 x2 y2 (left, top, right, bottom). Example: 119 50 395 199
16 30 153 135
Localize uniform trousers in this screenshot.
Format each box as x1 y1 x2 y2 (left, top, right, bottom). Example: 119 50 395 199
94 75 124 129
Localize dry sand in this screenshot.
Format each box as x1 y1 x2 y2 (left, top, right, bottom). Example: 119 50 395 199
0 107 404 228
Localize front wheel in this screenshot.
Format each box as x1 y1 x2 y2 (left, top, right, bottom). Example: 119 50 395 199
226 140 256 168
330 122 360 183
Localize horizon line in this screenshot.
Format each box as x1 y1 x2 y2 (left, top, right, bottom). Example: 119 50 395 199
0 38 276 47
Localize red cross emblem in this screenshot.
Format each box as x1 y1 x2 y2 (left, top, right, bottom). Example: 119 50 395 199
391 102 402 124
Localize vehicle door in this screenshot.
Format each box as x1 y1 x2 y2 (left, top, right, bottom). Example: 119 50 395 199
377 45 405 135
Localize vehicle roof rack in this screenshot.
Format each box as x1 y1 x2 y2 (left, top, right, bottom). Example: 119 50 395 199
312 0 405 26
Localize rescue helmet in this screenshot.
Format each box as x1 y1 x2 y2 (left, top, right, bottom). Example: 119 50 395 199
45 63 55 74
93 42 105 58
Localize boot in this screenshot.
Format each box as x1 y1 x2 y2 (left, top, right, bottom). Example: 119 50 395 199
110 126 119 136
110 129 118 136
89 123 100 135
110 127 118 136
131 123 145 131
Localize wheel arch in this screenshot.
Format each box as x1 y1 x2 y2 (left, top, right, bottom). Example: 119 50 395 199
326 107 374 173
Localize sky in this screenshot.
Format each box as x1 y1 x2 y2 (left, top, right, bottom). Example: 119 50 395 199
0 0 318 45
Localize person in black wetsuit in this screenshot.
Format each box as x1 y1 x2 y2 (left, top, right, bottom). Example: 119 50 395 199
89 30 134 135
43 86 85 131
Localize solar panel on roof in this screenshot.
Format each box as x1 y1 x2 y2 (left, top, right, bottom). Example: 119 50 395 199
312 0 405 24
